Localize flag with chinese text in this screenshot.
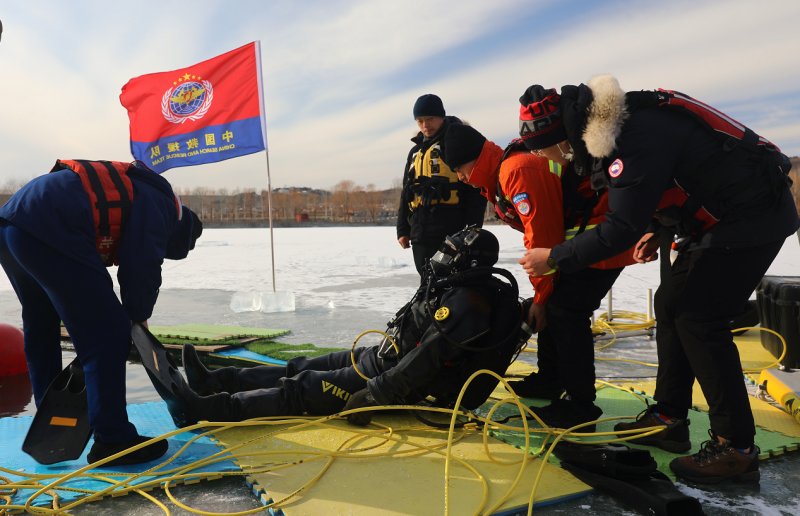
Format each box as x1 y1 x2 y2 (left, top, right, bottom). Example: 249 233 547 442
120 42 266 173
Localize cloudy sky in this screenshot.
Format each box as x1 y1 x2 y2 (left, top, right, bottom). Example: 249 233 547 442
1 0 798 193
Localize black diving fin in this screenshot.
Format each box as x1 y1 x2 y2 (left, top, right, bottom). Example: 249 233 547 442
22 358 93 464
554 442 704 516
130 323 192 427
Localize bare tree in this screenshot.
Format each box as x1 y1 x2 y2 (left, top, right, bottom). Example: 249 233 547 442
331 180 356 222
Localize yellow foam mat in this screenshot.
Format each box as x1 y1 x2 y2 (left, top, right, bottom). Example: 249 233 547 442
209 415 591 515
735 330 784 372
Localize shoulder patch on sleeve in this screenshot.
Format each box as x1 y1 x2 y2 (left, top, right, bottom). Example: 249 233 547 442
512 192 531 216
608 158 624 178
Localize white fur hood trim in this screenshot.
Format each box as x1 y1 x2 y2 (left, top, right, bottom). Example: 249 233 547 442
583 75 628 158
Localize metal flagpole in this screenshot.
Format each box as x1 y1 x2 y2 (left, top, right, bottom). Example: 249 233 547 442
255 40 277 293
264 151 276 292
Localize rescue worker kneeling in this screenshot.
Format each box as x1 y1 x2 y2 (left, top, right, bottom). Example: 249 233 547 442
168 227 525 426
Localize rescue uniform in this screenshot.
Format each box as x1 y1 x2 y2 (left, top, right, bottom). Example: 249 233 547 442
547 76 800 447
464 140 633 403
397 117 487 276
182 270 521 420
0 161 200 446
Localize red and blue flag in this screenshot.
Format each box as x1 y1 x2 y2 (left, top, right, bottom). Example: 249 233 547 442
120 42 266 173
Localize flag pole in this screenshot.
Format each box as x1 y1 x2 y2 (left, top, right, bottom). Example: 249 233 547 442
264 152 276 293
255 41 277 293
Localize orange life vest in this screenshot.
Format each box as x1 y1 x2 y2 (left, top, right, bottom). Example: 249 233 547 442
51 159 134 266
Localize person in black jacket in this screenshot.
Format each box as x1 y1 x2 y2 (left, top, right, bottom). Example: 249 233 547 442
0 160 202 465
516 76 799 485
164 227 524 427
397 94 487 279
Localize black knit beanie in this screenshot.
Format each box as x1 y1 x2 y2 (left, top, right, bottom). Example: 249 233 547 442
442 124 486 169
413 94 446 118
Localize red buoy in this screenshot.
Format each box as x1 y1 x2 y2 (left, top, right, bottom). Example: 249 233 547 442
0 323 27 376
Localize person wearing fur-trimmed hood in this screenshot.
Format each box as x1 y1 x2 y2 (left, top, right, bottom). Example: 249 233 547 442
516 75 799 485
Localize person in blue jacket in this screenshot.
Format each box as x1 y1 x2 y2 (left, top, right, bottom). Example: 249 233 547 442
0 159 202 465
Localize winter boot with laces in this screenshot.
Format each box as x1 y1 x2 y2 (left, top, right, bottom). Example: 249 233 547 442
669 430 760 484
614 404 691 453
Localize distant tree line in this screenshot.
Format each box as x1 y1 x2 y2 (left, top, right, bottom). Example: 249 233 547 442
176 180 405 226
0 158 798 227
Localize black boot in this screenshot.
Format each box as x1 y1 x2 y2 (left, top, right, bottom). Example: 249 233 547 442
88 435 169 466
182 344 222 395
166 379 237 427
507 371 564 400
530 398 603 432
183 344 287 394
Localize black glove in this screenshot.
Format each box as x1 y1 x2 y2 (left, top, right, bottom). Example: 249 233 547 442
343 388 379 427
521 297 537 330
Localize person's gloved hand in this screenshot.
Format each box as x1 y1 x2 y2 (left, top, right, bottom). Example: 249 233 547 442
343 388 379 426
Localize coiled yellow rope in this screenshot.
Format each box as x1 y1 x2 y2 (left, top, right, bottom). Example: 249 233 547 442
3 317 788 515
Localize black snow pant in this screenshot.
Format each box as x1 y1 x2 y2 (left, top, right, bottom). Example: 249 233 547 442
535 266 623 403
653 240 783 448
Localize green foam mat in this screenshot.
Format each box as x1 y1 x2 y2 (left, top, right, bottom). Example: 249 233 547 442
150 324 291 342
148 324 349 364
149 325 347 362
483 386 800 479
243 341 347 361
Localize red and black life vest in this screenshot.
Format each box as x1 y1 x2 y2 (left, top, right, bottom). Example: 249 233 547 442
51 159 134 266
624 89 792 236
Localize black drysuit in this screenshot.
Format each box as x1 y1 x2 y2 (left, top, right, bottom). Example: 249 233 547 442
197 270 521 420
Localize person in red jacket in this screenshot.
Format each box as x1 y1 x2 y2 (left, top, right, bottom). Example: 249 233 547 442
442 124 635 429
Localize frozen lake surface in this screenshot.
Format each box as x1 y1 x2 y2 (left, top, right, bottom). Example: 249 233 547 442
1 225 799 515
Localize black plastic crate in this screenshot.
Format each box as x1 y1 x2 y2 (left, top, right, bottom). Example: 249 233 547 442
756 276 800 368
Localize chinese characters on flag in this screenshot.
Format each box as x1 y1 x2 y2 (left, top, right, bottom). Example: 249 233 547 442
120 42 266 173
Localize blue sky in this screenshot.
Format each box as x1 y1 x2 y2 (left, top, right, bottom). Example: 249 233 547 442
1 0 798 192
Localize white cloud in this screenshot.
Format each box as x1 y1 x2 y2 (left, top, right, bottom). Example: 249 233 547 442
1 0 798 191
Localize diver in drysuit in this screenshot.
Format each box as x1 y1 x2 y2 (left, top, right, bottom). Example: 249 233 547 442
161 226 525 426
